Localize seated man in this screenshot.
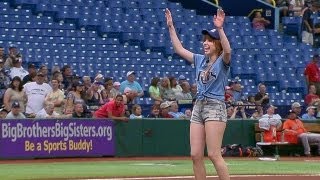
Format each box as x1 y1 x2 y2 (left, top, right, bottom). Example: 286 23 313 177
258 105 282 142
283 110 320 156
5 101 26 119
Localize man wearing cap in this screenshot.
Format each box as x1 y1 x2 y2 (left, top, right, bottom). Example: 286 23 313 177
304 54 320 96
301 106 317 120
258 105 282 142
283 110 320 156
178 74 187 85
0 107 8 118
119 71 144 99
291 102 302 118
159 101 174 118
5 101 26 119
22 63 37 85
24 71 52 117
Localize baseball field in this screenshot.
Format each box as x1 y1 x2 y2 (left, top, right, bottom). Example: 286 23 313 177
0 156 320 180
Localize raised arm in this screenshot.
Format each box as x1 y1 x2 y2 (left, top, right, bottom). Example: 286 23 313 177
213 9 231 64
165 8 194 64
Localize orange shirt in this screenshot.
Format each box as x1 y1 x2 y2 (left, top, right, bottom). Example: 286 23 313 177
263 125 282 142
282 119 307 144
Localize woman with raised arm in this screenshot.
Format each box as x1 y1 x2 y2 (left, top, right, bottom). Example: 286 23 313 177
166 8 231 180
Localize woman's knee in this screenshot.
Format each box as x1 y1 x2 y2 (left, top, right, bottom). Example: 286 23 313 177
190 151 204 162
207 151 222 162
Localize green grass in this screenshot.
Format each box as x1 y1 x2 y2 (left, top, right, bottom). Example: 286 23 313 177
0 159 319 180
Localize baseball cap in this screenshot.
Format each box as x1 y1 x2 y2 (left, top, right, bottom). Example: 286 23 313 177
306 106 316 111
113 82 120 86
160 101 172 109
9 44 17 49
202 29 220 40
12 101 20 108
178 75 186 81
126 71 135 77
95 73 103 80
291 102 302 109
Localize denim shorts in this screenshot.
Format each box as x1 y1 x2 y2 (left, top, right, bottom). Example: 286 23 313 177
190 98 227 124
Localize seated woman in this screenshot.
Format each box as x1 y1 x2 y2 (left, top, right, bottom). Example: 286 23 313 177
147 104 161 118
252 11 270 30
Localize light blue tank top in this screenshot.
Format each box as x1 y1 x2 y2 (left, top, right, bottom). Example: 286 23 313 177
194 54 230 101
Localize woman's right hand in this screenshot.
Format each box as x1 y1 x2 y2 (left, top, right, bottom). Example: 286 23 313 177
165 8 173 28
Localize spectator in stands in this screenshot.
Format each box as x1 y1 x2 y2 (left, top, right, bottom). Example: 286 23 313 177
304 54 320 96
166 8 231 179
147 104 161 118
160 76 176 101
258 105 282 142
82 76 92 92
9 54 28 80
52 71 64 91
0 46 6 64
110 81 121 98
245 95 257 118
3 76 25 112
61 65 75 91
291 102 303 118
66 81 87 110
230 80 245 103
159 101 174 118
51 65 60 75
176 81 193 100
22 63 37 85
305 84 320 106
250 108 264 120
39 65 49 83
101 77 114 101
45 78 65 115
129 104 143 119
148 77 163 102
94 73 105 92
5 101 26 119
252 11 271 30
254 83 269 109
301 2 320 45
4 44 19 68
0 107 8 119
86 81 104 110
224 86 234 105
24 71 52 117
178 74 187 85
62 106 73 118
226 102 247 119
72 102 91 118
301 106 317 120
35 102 60 118
184 108 192 119
288 0 305 16
190 83 197 98
169 76 183 96
120 71 144 99
0 57 10 101
94 94 128 122
169 101 188 119
283 110 320 156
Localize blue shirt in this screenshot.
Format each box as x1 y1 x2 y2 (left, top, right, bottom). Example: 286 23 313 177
120 80 143 93
194 54 230 101
301 113 317 121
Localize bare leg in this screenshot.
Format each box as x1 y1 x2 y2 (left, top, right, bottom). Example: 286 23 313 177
205 121 230 180
190 122 206 180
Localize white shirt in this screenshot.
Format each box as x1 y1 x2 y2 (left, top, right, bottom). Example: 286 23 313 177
259 114 282 130
9 67 28 80
35 108 60 118
24 82 52 114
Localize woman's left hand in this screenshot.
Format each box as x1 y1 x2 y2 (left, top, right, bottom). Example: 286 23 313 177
213 9 225 28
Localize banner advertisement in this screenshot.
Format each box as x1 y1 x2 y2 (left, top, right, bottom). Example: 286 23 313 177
0 119 115 158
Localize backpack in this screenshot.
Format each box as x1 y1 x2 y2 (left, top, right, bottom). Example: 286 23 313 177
221 144 263 157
